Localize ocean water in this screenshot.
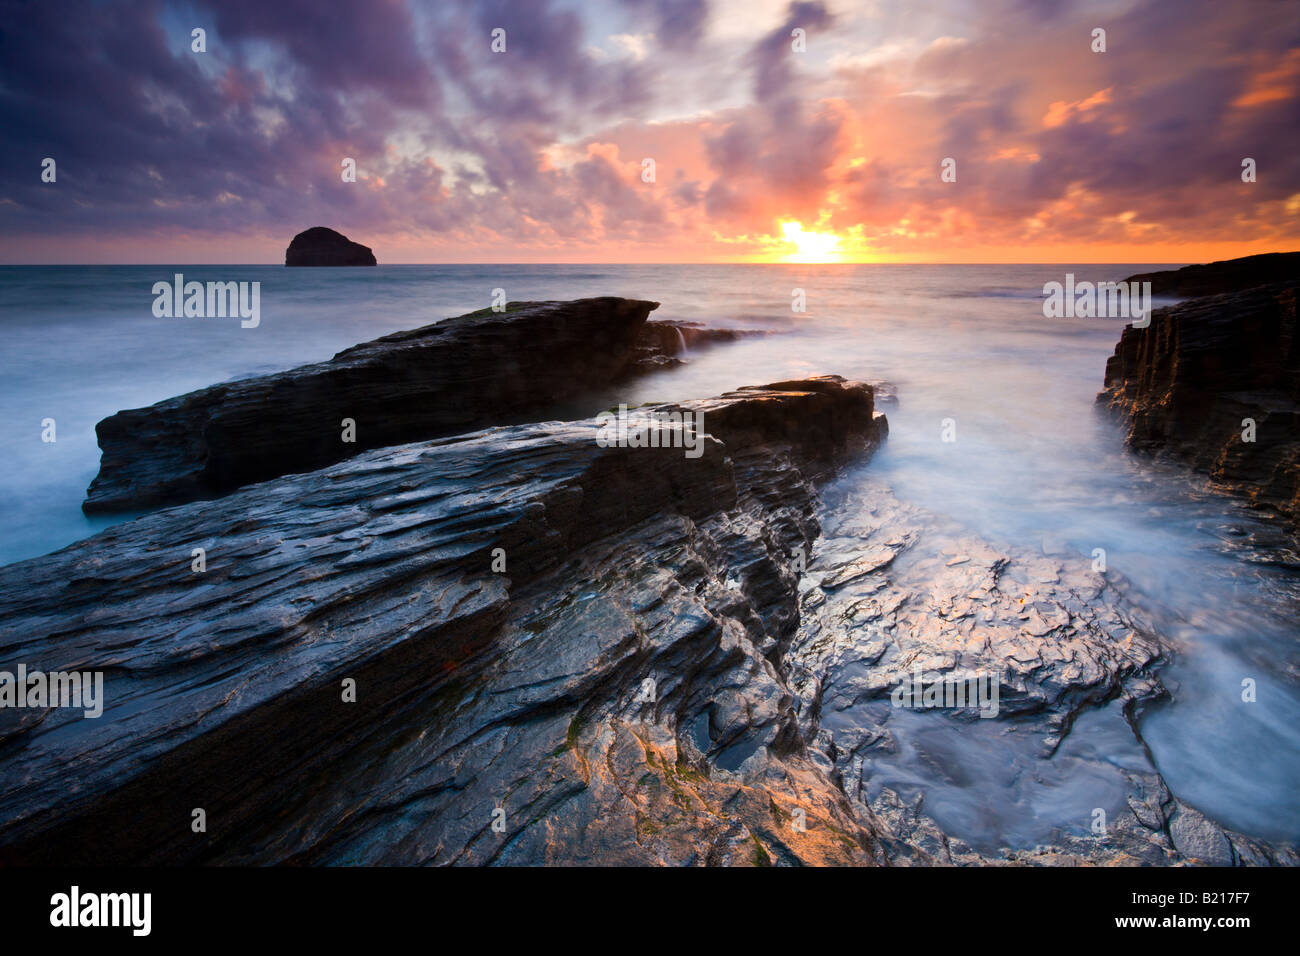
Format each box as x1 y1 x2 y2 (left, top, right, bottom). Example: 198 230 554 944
0 263 1296 848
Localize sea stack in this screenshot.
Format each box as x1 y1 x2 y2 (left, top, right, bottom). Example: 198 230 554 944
285 226 377 266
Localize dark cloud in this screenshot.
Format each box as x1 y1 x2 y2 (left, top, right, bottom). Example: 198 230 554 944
702 2 841 223
0 0 1296 257
202 0 436 107
621 0 710 46
0 0 664 248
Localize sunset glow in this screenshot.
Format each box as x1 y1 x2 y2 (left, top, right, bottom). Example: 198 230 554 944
3 0 1300 889
780 221 843 263
0 0 1297 264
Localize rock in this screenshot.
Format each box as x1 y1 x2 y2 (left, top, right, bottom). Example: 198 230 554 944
796 487 1297 868
638 320 769 355
787 476 1167 758
625 320 770 377
778 425 1297 866
866 381 900 408
1123 252 1300 298
285 226 377 266
0 377 890 866
871 767 1299 867
1097 281 1300 527
83 298 660 514
1167 803 1235 865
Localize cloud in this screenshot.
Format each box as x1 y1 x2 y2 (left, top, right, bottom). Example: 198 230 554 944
0 0 1296 261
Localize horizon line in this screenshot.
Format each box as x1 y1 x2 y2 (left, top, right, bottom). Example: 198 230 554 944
0 260 1202 267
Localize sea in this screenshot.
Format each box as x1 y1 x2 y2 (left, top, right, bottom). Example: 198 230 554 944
1 262 1296 849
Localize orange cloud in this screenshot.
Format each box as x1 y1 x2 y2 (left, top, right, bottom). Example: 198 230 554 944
1042 88 1113 128
1233 49 1300 108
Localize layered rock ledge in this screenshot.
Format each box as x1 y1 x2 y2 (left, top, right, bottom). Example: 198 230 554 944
285 226 377 266
84 297 660 514
1123 251 1300 298
1097 280 1300 527
2 377 889 865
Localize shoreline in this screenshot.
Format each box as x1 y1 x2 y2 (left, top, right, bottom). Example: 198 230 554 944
0 257 1297 863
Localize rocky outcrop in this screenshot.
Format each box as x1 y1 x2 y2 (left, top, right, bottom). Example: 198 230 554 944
1123 251 1300 298
7 370 1292 866
84 298 660 514
785 472 1295 866
1 378 890 866
1097 281 1300 527
285 226 377 266
789 479 1167 759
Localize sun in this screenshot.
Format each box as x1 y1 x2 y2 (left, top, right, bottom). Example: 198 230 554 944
780 220 843 263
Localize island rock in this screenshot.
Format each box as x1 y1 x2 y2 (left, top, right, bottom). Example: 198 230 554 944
285 226 377 266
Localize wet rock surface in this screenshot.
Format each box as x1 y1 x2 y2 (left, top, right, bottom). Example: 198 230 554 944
1 377 893 866
284 226 377 266
789 478 1167 757
1097 281 1300 528
870 770 1296 866
1123 251 1300 298
6 367 1293 865
785 472 1297 866
84 298 660 514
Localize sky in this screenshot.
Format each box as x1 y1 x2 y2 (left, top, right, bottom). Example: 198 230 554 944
1 0 1298 264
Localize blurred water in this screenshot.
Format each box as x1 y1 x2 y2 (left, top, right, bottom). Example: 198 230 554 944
0 262 1296 844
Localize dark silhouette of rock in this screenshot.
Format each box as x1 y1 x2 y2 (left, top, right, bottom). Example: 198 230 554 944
1098 280 1300 527
285 226 377 266
83 297 659 514
1123 251 1300 298
1 378 889 866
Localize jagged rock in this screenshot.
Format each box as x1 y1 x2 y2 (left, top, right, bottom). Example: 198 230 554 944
783 472 1297 867
1123 251 1300 298
83 298 660 514
787 476 1167 761
1097 281 1300 527
0 377 889 866
285 226 377 266
1168 803 1235 865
